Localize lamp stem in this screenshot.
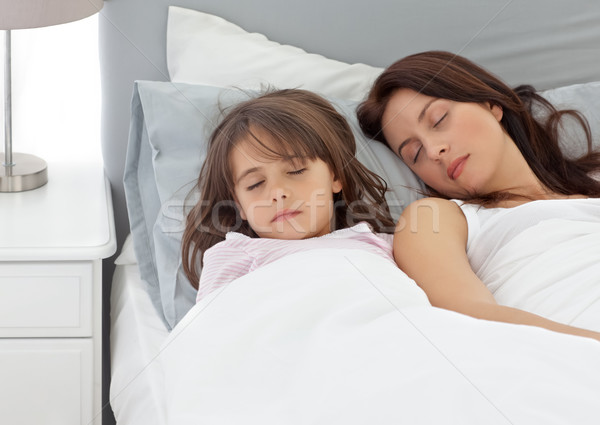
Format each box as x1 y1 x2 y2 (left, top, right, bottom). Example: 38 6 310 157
4 30 12 168
0 30 47 192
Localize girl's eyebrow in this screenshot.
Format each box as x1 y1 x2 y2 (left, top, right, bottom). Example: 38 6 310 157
236 166 262 184
235 156 305 183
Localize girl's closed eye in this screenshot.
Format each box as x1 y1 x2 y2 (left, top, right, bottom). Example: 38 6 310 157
247 180 264 191
288 168 306 176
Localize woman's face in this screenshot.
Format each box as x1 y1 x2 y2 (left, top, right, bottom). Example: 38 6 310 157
381 88 513 198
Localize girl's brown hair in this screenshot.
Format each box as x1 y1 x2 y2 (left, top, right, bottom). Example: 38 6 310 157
357 50 600 202
182 89 395 287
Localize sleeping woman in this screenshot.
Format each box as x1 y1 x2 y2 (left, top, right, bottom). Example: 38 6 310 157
357 50 600 342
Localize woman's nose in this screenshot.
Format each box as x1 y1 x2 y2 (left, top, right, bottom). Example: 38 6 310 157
426 140 450 160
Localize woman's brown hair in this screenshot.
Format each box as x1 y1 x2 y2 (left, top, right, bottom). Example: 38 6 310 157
357 50 600 202
182 89 395 287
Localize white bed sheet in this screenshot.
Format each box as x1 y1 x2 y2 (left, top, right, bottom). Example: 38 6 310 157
109 237 600 424
109 236 169 425
162 248 600 424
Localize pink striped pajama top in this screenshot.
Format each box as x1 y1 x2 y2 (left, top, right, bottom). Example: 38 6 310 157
196 222 394 302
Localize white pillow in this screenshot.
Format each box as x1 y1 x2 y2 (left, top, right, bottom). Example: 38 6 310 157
166 6 383 102
114 234 137 266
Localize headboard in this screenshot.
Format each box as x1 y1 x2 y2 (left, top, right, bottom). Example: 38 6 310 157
99 0 600 249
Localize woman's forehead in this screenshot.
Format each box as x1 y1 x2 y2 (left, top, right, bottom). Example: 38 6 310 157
385 89 434 116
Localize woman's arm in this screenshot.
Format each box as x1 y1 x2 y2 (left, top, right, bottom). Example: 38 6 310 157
393 197 600 342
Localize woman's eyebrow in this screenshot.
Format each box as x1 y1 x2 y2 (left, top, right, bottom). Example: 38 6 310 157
418 98 438 123
397 139 411 158
396 98 438 158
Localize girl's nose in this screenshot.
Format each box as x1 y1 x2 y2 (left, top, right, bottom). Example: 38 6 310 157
271 187 288 201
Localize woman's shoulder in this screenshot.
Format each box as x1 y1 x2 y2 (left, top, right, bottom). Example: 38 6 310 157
397 197 467 236
402 197 465 217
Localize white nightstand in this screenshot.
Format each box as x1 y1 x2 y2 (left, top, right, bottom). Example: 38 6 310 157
0 161 116 425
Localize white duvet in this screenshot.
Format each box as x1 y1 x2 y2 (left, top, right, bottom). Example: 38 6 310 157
160 248 600 424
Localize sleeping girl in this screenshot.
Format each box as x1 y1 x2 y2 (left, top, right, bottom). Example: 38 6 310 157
181 88 397 302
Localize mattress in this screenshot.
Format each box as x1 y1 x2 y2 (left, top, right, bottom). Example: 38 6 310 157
109 236 168 425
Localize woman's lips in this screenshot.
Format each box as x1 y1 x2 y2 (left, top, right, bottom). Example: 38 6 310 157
271 209 301 222
447 155 469 180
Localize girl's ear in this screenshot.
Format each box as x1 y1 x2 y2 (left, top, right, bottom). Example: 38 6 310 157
237 204 247 220
490 103 503 122
233 195 247 220
332 177 343 194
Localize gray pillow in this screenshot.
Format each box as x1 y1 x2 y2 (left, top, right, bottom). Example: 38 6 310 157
539 82 600 158
124 80 600 330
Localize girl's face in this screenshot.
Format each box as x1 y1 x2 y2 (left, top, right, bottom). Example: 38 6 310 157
381 88 516 198
230 129 342 240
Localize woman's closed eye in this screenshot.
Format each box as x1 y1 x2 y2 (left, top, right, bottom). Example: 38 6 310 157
409 112 446 163
412 144 423 164
399 141 421 164
433 112 447 128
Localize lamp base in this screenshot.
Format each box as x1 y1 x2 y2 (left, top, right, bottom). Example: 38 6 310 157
0 152 48 192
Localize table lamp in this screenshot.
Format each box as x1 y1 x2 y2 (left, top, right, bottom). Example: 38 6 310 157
0 0 103 192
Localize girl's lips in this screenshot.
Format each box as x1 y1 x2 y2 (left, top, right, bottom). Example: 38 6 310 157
447 155 469 180
271 209 301 222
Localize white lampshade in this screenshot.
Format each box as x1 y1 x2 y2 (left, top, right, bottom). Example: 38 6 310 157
1 0 103 192
0 0 103 30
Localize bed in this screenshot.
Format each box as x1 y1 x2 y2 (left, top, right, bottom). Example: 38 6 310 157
99 1 600 424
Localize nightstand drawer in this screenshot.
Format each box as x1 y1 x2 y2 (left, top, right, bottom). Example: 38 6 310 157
0 262 93 337
0 338 93 425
